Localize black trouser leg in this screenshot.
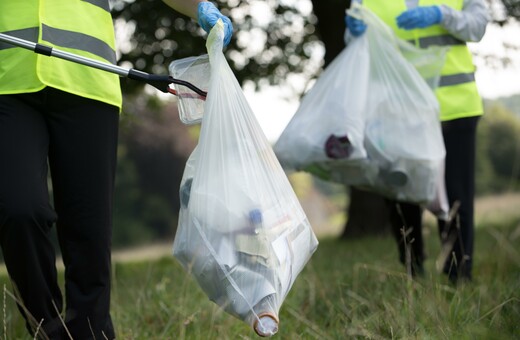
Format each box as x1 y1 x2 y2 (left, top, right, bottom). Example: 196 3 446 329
45 88 119 339
388 200 424 275
438 116 479 283
0 92 63 338
0 88 119 339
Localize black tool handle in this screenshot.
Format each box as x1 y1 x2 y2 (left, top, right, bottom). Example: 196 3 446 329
0 32 206 96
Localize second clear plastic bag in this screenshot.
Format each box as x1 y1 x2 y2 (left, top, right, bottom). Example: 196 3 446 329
173 20 318 337
274 33 376 187
275 3 447 208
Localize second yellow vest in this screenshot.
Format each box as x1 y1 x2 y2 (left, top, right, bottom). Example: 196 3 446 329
364 0 483 121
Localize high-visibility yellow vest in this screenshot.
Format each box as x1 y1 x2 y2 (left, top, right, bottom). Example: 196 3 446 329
0 0 122 109
364 0 483 121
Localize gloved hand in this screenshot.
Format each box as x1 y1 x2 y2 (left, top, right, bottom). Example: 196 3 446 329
345 15 367 37
396 6 442 30
197 2 233 46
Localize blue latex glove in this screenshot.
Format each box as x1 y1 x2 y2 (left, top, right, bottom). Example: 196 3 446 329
396 6 442 30
345 15 367 37
197 2 233 46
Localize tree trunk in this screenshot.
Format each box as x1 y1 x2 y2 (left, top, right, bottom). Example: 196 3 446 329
341 187 391 238
310 0 391 239
310 0 349 66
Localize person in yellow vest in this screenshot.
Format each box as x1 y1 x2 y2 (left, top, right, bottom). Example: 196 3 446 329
0 1 231 338
346 0 489 283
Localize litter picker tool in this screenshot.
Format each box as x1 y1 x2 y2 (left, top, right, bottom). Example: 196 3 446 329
0 32 207 99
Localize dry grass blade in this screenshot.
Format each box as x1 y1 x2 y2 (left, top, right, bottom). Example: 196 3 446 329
4 288 49 340
435 201 461 272
476 297 520 323
51 300 72 340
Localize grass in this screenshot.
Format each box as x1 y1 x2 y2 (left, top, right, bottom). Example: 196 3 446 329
1 218 519 339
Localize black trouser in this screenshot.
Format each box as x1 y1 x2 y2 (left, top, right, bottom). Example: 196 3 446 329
0 87 119 339
388 201 425 275
388 116 480 282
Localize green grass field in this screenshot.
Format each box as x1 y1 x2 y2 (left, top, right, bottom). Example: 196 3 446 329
1 218 519 339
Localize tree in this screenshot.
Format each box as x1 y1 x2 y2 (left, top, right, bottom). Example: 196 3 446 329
111 0 322 92
478 103 520 192
497 0 520 23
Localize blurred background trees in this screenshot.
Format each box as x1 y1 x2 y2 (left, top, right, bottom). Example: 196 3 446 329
108 0 520 248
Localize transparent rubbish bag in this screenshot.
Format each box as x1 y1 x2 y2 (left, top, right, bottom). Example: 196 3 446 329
275 3 447 211
273 29 376 187
169 54 210 125
173 20 318 337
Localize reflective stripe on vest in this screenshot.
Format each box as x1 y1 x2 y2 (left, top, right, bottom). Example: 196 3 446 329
42 24 116 64
439 72 475 87
364 0 483 121
0 28 39 50
406 36 474 88
0 25 116 64
82 0 111 12
0 0 122 109
409 35 465 48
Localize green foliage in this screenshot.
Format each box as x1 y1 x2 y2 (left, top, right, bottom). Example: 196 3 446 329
500 0 520 21
111 0 322 94
484 108 520 180
109 0 518 95
112 0 207 93
494 93 520 117
113 144 157 246
111 95 197 248
476 103 520 194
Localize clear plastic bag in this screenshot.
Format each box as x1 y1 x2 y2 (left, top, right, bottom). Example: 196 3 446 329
274 31 375 187
274 3 447 208
357 3 446 206
169 54 210 125
397 37 448 90
173 20 318 337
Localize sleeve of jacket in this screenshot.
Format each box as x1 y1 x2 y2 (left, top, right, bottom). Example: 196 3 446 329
439 0 491 42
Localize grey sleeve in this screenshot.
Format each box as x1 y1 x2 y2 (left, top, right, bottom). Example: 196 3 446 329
438 0 491 42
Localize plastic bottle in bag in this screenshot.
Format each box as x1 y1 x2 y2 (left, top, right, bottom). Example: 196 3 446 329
250 209 263 233
217 260 279 336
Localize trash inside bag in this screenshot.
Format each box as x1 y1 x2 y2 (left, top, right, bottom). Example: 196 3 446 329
173 19 318 337
274 3 447 212
274 31 373 187
169 54 210 125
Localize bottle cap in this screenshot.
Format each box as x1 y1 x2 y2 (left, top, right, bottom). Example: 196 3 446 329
249 209 263 224
253 313 279 337
386 170 408 187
